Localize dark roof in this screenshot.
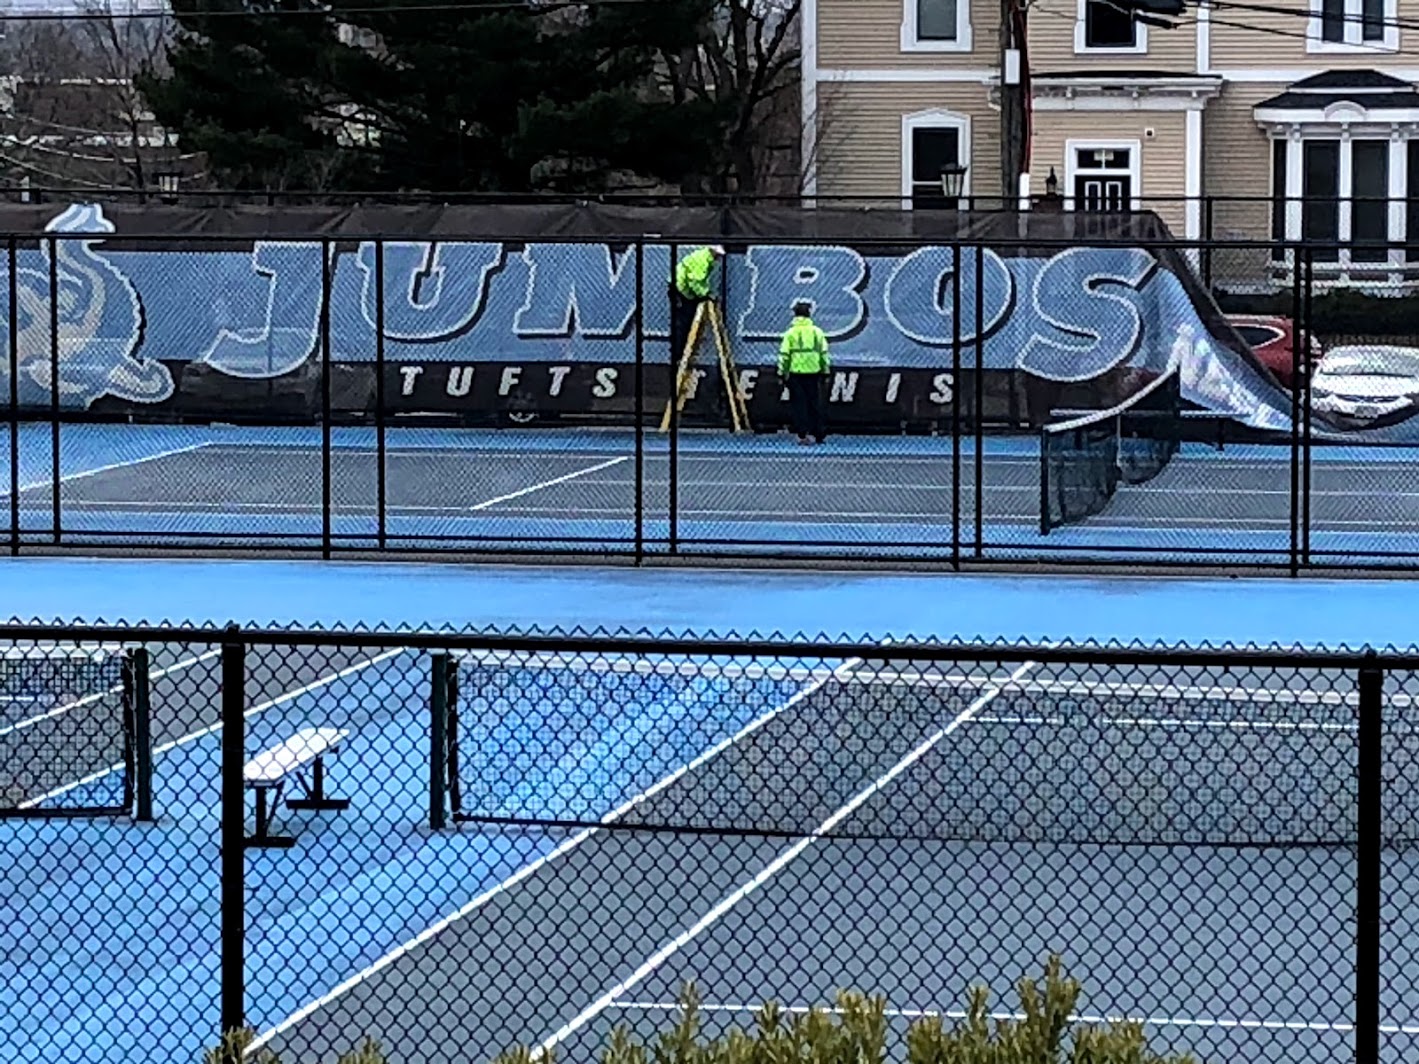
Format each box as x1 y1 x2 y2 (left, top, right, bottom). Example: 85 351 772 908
1256 88 1419 110
1291 69 1411 90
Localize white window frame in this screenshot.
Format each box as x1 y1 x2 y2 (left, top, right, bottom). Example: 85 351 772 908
901 109 972 211
1063 138 1143 213
1307 0 1398 53
1074 0 1147 54
901 0 974 52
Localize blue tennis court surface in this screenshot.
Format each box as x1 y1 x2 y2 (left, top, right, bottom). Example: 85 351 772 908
4 644 1415 1063
6 422 1419 562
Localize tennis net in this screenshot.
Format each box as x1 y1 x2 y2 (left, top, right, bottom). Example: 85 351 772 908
445 651 1399 848
0 643 140 816
1039 368 1182 534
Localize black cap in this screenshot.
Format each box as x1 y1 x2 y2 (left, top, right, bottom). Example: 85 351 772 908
792 300 813 317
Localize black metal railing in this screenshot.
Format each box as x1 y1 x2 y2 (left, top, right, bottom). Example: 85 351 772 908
0 619 1411 1064
2 227 1419 571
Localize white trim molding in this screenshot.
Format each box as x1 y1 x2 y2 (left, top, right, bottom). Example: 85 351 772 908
1075 0 1148 54
1029 75 1221 111
900 0 974 52
816 67 996 83
1196 0 1211 73
1255 103 1419 138
801 0 819 201
901 108 972 210
1063 137 1143 212
1306 0 1399 53
1184 109 1203 239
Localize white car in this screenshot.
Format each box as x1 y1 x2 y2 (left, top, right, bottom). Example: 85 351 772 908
1310 345 1419 425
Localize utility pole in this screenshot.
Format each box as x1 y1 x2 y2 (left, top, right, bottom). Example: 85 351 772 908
999 0 1027 209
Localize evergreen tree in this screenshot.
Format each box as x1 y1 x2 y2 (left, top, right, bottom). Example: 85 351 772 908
139 0 728 193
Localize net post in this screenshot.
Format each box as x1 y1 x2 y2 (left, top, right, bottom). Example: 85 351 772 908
1355 654 1382 1064
429 652 450 831
128 647 153 823
219 631 246 1040
1038 427 1051 536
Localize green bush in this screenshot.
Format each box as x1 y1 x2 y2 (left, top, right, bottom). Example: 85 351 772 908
205 957 1195 1064
203 1027 386 1064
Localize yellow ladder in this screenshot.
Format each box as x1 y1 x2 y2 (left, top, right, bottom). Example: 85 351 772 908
660 299 751 433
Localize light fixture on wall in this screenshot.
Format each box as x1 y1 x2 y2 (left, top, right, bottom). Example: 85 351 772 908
1045 167 1059 198
939 162 968 201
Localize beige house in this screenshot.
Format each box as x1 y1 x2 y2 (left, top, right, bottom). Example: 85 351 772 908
803 0 1419 288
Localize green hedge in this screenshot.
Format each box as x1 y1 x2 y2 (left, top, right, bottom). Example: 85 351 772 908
1214 288 1419 336
207 957 1197 1064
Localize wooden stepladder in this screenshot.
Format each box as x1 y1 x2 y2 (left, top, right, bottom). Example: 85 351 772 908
660 298 751 434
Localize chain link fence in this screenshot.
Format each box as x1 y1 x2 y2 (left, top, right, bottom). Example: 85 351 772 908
0 622 1411 1063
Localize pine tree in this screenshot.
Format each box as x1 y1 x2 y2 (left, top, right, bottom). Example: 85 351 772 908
139 0 728 193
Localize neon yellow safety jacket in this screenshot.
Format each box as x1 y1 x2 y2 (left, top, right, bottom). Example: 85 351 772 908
778 315 830 376
675 247 716 300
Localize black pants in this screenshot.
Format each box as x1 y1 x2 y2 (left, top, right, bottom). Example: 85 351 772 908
787 374 827 442
669 288 700 365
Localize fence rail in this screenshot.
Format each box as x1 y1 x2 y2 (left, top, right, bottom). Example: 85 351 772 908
0 621 1408 1064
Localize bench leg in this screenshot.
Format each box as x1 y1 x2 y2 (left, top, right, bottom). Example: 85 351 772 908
247 784 296 850
287 756 351 813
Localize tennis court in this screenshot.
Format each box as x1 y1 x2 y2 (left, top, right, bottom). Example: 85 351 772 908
6 421 1419 562
5 637 1415 1063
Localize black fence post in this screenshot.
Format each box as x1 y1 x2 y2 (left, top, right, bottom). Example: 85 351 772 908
1355 654 1382 1064
429 652 449 831
375 239 387 551
47 236 59 546
1202 199 1215 286
1288 243 1302 577
950 241 962 570
973 242 985 559
633 239 645 564
1301 249 1314 567
668 242 680 557
219 631 247 1040
7 238 18 557
320 238 333 560
128 647 153 823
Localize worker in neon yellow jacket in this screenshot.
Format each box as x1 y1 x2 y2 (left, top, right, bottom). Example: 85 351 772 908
669 244 725 364
778 300 831 444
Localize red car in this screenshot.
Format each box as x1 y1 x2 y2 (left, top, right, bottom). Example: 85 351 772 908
1225 314 1322 390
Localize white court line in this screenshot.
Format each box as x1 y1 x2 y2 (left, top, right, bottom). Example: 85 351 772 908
245 654 870 1055
452 653 1400 710
17 649 402 810
610 1000 1419 1037
973 714 1356 733
532 660 1041 1060
467 456 631 513
1 441 212 499
0 648 218 739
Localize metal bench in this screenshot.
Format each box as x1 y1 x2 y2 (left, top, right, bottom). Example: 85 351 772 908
243 727 350 848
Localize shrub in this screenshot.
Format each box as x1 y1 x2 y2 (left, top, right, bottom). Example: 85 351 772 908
206 957 1195 1064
